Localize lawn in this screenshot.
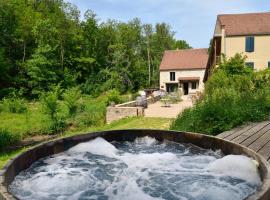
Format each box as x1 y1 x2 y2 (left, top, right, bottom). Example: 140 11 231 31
0 117 172 169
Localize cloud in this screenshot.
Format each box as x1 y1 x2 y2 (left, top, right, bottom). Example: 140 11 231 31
65 0 270 48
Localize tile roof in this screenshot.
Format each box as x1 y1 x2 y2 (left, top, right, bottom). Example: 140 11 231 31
218 12 270 36
159 48 208 71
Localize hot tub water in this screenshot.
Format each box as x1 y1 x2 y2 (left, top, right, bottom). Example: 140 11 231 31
9 137 261 200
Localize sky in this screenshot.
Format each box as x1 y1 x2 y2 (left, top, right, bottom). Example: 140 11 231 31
65 0 270 48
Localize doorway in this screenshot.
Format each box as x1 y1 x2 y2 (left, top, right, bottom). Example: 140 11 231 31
166 83 178 93
183 82 189 95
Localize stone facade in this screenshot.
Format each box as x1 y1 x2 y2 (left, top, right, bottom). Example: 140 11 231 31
160 69 205 94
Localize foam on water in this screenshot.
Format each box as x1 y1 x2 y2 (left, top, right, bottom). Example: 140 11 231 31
9 137 262 200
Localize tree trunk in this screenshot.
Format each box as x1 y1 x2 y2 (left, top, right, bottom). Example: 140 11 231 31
22 40 26 63
60 43 64 71
147 47 151 86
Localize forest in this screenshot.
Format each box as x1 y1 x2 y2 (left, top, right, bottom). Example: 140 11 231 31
0 0 191 99
0 0 191 153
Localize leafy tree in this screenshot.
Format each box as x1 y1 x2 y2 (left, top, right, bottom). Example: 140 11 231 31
0 0 191 98
173 40 191 49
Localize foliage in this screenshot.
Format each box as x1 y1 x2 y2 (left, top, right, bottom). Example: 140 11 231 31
217 53 252 75
63 87 84 118
40 90 66 132
104 89 122 106
171 54 270 135
0 0 191 98
2 97 27 114
0 129 21 151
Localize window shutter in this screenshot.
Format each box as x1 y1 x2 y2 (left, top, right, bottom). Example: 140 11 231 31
246 37 254 52
250 37 254 52
268 62 270 68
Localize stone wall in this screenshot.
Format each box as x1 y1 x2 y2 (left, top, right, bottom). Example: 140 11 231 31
106 106 144 124
106 96 160 124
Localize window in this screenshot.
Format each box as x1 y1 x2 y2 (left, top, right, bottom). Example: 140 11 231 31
170 72 175 81
191 82 197 89
245 36 254 52
245 62 254 69
268 62 270 68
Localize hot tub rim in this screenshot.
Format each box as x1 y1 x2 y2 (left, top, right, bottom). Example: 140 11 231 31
0 129 269 200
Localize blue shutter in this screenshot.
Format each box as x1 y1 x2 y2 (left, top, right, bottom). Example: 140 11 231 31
246 37 254 52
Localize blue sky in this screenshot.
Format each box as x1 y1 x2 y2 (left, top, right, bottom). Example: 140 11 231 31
65 0 270 48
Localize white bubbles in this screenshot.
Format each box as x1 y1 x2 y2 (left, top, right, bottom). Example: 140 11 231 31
207 155 261 185
68 137 118 157
9 137 262 200
135 136 158 146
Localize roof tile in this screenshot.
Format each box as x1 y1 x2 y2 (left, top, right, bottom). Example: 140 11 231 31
159 49 208 70
218 12 270 36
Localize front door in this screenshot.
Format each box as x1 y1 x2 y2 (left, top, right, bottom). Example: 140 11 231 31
183 82 189 95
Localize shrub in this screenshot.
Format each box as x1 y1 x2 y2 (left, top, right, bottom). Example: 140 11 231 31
171 54 270 135
74 102 106 127
40 91 66 133
105 89 122 106
0 129 21 151
2 97 27 113
63 87 84 118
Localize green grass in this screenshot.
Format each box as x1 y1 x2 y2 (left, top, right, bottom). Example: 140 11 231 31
0 117 172 169
0 147 29 169
107 117 172 130
0 102 50 137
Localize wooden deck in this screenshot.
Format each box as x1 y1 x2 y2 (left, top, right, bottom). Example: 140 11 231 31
217 121 270 162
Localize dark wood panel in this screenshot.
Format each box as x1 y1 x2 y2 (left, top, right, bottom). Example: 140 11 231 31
232 121 270 144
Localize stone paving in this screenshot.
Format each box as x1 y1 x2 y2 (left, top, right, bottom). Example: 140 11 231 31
144 95 193 118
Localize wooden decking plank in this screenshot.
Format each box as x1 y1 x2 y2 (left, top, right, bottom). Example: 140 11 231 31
217 120 270 163
217 130 237 139
248 130 270 152
257 139 270 161
241 123 270 146
218 125 246 139
231 121 270 144
223 123 256 141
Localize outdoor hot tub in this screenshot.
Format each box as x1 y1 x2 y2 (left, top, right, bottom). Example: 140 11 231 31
0 130 270 200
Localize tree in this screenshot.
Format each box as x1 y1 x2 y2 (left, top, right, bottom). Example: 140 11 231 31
0 0 191 98
143 24 153 86
173 40 191 49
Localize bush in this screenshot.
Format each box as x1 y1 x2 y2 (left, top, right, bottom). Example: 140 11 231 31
63 87 84 118
74 101 106 127
171 54 270 135
2 97 27 113
40 91 66 133
0 129 21 151
105 89 122 106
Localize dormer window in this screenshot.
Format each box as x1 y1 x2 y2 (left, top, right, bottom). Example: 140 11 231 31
245 36 254 52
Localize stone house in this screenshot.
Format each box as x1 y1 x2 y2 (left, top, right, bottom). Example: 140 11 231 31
159 49 208 95
204 12 270 81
